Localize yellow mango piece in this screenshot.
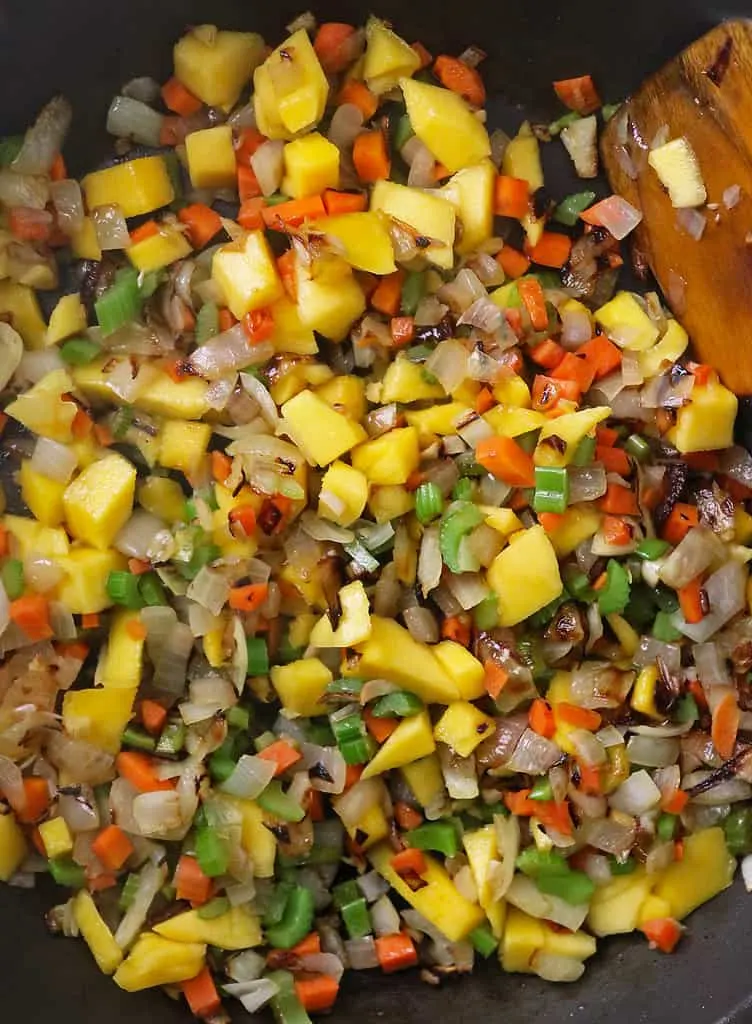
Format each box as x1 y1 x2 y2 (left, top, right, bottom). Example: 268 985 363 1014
139 476 186 524
0 812 27 881
587 868 654 936
223 796 277 877
295 259 365 342
315 375 366 422
19 460 66 527
62 687 137 755
186 125 237 189
271 658 332 717
534 407 612 468
484 405 547 438
63 452 136 550
371 179 456 269
344 803 390 851
434 701 495 757
101 610 145 689
380 357 445 404
595 291 659 351
737 506 752 546
312 211 396 275
492 375 532 408
433 641 485 700
74 890 124 975
37 817 73 860
406 402 472 443
73 359 210 420
364 18 420 94
318 462 368 527
282 389 366 467
351 426 420 486
213 230 283 320
638 319 689 379
310 581 371 648
630 665 661 719
254 29 328 138
607 613 640 657
502 123 544 192
46 293 86 345
5 368 76 442
401 78 490 173
488 525 562 627
211 483 262 559
369 842 484 941
463 825 507 938
401 754 445 809
70 217 102 262
114 933 205 992
546 505 603 557
500 906 545 973
368 485 414 523
653 827 735 921
82 157 174 219
437 160 495 254
159 420 212 477
280 561 325 609
283 133 340 198
154 904 261 950
56 547 127 614
174 26 264 108
3 515 69 559
269 297 318 355
637 893 673 926
668 379 738 454
481 506 523 537
128 225 192 273
0 281 47 348
648 137 706 208
361 711 436 778
347 616 459 704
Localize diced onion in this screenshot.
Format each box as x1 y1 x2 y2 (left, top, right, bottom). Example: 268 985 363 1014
533 952 585 983
106 96 163 147
345 936 379 969
186 566 230 616
12 96 71 175
626 734 680 767
132 791 184 837
219 755 276 799
426 339 469 393
676 207 706 240
30 436 77 483
333 778 384 828
403 605 439 644
114 511 164 560
609 769 661 814
328 104 363 151
224 979 280 1014
251 140 285 197
568 466 607 503
417 525 442 597
370 896 401 938
114 861 166 949
0 323 23 392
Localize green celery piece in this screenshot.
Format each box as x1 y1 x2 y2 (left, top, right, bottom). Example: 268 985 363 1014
267 970 313 1024
95 268 142 337
0 135 23 166
195 301 219 343
469 924 498 957
439 500 484 573
370 690 424 718
400 270 426 316
257 781 305 823
59 338 102 366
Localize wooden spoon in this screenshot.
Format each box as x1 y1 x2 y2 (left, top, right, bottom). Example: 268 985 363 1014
601 20 752 395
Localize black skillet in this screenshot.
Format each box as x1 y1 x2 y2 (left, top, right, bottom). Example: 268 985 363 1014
0 0 751 1021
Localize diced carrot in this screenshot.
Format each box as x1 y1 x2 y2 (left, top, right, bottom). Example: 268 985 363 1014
375 933 418 973
538 512 565 532
8 207 52 242
494 175 530 219
243 307 275 344
175 855 214 905
262 195 327 229
688 678 708 712
509 490 531 511
291 932 322 957
50 153 67 181
535 800 574 836
161 77 202 116
433 55 486 106
159 116 184 147
55 641 89 662
529 698 555 739
352 130 391 183
237 197 267 231
129 219 159 245
87 872 118 892
71 407 94 439
596 425 619 447
601 515 633 547
344 764 364 790
532 374 582 413
553 75 601 115
551 351 596 393
598 483 640 516
125 619 147 641
81 612 100 630
228 505 257 539
276 248 298 303
182 966 221 1018
662 788 689 815
177 203 222 249
640 918 684 954
9 595 52 642
127 558 151 576
496 245 530 278
578 761 603 795
662 503 699 545
525 232 572 269
441 614 472 646
371 270 405 317
141 699 168 736
394 801 423 831
678 575 705 625
116 752 176 794
475 435 536 487
211 450 232 485
684 451 721 473
0 525 8 558
323 189 368 215
411 41 433 70
390 316 415 347
557 703 602 731
0 413 7 435
503 789 537 816
337 79 379 120
364 707 399 743
474 387 495 414
295 974 339 1012
314 22 357 73
433 162 452 182
530 338 565 370
257 739 303 777
518 277 548 331
235 127 266 166
91 825 134 871
258 494 292 536
577 334 622 379
219 309 238 333
228 583 269 612
596 445 631 476
484 661 509 700
237 164 262 202
13 777 51 824
306 788 325 823
711 691 739 760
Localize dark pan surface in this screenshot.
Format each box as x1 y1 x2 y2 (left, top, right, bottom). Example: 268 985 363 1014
1 0 752 1021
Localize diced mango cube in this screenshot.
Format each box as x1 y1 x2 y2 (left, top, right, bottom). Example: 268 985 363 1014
316 375 366 422
186 125 237 189
401 754 445 809
371 179 456 269
0 812 27 881
648 137 706 208
406 402 472 443
310 581 372 648
493 375 532 408
56 547 127 614
3 515 69 559
434 700 495 757
82 157 174 219
75 890 124 975
223 797 277 877
433 641 485 700
502 122 544 192
587 869 654 936
351 426 420 486
312 211 396 276
638 319 689 379
595 291 659 351
630 665 661 719
668 380 737 453
368 485 414 523
19 460 66 527
174 26 265 108
63 453 137 550
269 297 318 355
464 825 507 937
546 505 602 557
488 525 563 626
62 687 137 754
401 78 491 174
270 658 332 717
73 359 210 420
154 904 261 950
114 933 205 992
212 230 283 320
653 827 735 920
5 368 77 442
282 132 340 198
70 217 102 262
127 225 192 273
437 160 495 254
0 281 47 349
159 420 212 477
638 894 673 926
138 476 186 524
101 610 145 688
295 259 365 342
281 389 366 467
484 405 547 438
381 357 445 404
37 817 73 860
46 293 86 346
253 29 328 138
364 18 420 94
343 803 390 851
534 406 611 467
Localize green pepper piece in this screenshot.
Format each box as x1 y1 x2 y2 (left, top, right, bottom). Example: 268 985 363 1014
195 826 230 878
49 857 86 888
0 135 24 167
263 881 295 927
571 434 597 466
452 478 474 501
138 572 167 607
624 433 651 462
341 897 372 939
370 690 424 718
654 585 679 614
267 970 313 1024
609 855 636 875
155 718 186 757
305 720 336 747
333 879 361 909
121 725 157 752
393 113 415 151
106 570 144 609
601 103 621 122
265 886 315 949
724 806 752 856
533 466 569 515
548 111 582 136
439 500 484 573
195 302 219 343
227 705 251 732
675 693 699 725
118 872 141 910
329 709 366 745
246 636 270 676
197 896 231 920
473 593 499 631
1 559 25 600
400 270 426 316
95 267 142 337
652 610 683 643
469 924 498 957
515 848 569 878
338 735 375 765
537 868 595 904
406 821 459 857
597 559 631 615
636 538 671 561
553 190 597 227
657 813 678 842
529 777 553 801
59 338 102 366
257 780 306 823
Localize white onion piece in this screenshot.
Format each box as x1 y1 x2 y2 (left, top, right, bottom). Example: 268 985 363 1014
426 339 469 393
328 104 364 150
561 115 598 178
240 371 280 429
406 140 435 188
491 813 520 900
533 952 585 983
12 96 71 175
251 140 286 197
403 605 439 644
626 734 680 767
417 525 442 597
609 769 661 814
225 979 280 1015
0 754 25 808
676 207 706 240
621 350 644 387
659 526 724 590
569 728 608 766
114 511 163 559
186 566 230 616
23 554 63 593
122 77 161 103
568 467 607 503
132 791 184 836
58 791 100 833
489 128 510 167
344 936 379 969
630 721 692 738
446 572 489 610
673 560 746 642
333 778 384 828
742 855 752 892
357 870 389 904
506 874 589 931
29 436 77 483
439 744 479 799
0 170 49 209
458 297 503 333
114 861 166 949
0 322 23 393
16 347 64 385
370 896 401 938
560 308 592 349
300 511 354 544
299 743 346 795
220 755 276 799
723 183 741 210
189 322 256 379
106 96 163 147
580 815 635 856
